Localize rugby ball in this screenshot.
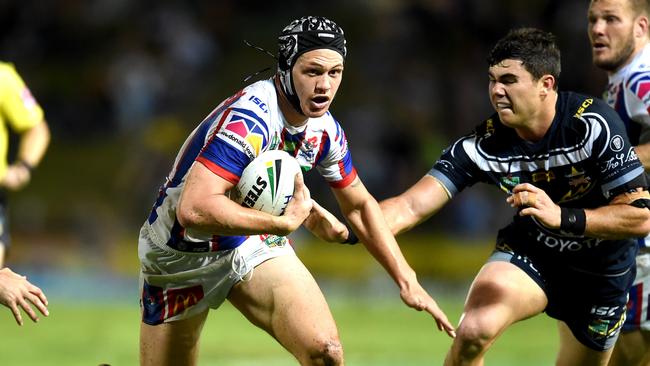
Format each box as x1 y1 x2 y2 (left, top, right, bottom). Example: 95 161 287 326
232 150 302 216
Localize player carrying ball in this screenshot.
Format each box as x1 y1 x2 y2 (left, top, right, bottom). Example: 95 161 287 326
138 15 453 366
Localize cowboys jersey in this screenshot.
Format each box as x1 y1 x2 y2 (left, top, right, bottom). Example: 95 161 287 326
430 91 646 274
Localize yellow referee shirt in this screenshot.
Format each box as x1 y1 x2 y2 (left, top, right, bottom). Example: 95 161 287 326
0 62 44 179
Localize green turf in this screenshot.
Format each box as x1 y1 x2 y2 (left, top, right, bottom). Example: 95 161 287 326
0 295 558 366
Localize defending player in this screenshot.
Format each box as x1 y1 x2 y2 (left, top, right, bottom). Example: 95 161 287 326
374 28 650 365
138 16 454 366
0 62 50 267
588 0 650 364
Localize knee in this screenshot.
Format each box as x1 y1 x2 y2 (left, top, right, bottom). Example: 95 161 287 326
306 335 344 366
452 315 500 360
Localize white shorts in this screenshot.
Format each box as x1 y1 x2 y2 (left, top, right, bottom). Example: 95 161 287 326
623 253 650 332
138 225 295 325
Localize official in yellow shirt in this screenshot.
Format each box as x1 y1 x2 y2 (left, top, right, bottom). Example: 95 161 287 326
0 62 50 267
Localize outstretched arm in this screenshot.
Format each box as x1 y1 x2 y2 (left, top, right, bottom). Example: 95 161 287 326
380 175 452 235
303 175 452 242
332 176 455 338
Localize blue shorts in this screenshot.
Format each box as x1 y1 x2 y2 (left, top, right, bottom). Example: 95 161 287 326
489 243 634 351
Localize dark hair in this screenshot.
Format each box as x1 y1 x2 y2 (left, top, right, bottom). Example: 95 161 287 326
487 28 561 88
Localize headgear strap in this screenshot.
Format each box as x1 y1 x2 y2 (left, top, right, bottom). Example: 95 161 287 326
277 16 346 115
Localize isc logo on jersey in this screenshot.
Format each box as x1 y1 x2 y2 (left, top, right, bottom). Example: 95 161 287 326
232 150 302 216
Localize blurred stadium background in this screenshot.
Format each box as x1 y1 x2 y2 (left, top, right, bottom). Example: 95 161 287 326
0 0 598 364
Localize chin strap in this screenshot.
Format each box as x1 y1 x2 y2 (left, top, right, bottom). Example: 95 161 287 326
274 75 305 116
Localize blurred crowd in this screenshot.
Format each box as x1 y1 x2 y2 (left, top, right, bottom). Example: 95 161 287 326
0 0 607 257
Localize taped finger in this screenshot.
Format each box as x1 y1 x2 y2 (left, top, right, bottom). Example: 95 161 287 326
514 191 537 206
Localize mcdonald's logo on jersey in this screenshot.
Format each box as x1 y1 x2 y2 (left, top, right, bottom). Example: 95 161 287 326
166 285 205 318
224 113 268 156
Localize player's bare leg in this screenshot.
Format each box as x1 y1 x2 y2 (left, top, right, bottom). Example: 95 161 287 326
444 261 547 366
0 243 5 268
556 321 613 366
140 308 208 366
228 255 343 366
608 329 650 366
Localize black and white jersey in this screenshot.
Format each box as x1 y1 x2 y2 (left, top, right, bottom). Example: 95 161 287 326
430 91 646 273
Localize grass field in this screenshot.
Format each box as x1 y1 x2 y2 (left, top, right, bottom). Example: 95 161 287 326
0 293 559 366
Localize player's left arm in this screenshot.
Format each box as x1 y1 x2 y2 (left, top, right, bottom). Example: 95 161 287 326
588 187 650 238
331 176 455 337
509 183 650 239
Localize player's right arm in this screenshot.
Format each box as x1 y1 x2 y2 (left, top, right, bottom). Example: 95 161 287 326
382 130 481 235
380 175 451 236
176 161 312 236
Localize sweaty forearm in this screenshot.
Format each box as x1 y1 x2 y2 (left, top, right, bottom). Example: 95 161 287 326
378 197 412 236
379 175 450 236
